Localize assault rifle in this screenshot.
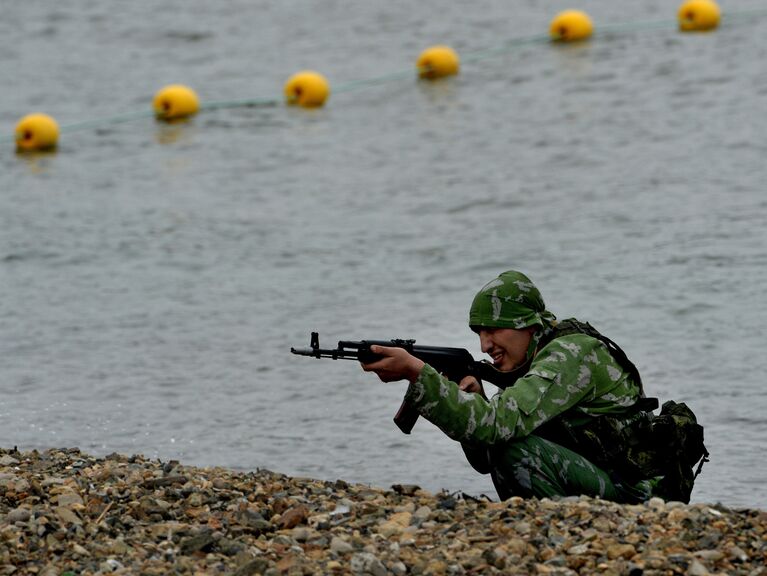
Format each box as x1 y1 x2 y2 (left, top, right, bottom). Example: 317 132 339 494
290 332 520 434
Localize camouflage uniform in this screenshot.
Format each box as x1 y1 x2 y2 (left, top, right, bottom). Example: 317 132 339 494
404 271 655 502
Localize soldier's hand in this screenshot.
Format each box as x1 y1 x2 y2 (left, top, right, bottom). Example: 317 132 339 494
459 376 487 399
361 345 425 383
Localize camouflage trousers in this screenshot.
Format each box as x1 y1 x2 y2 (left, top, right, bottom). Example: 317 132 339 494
475 435 654 503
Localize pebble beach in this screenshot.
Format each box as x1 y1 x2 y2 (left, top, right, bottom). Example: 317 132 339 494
0 448 764 575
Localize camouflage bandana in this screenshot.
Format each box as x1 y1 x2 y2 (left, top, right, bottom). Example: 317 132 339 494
469 270 557 360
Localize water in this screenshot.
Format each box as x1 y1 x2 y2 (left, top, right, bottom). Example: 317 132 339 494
2 1 766 510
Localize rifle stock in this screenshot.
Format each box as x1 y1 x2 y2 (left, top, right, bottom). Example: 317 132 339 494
291 332 520 434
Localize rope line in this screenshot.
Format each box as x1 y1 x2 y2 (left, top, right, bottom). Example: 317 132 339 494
200 97 280 111
3 9 767 146
57 110 157 134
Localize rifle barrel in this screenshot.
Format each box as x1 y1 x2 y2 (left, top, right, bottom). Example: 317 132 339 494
290 347 361 360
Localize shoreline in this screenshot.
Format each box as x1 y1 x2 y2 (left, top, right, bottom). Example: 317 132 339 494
1 448 764 575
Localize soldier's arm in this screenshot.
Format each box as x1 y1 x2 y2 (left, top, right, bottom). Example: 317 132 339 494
404 336 606 444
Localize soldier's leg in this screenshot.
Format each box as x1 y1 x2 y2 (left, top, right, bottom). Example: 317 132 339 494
490 435 622 500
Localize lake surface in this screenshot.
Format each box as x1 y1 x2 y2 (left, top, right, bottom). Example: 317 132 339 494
2 0 766 510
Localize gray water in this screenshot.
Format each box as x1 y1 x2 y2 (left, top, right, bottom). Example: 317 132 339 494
2 1 766 510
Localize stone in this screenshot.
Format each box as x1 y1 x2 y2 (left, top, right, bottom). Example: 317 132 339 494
687 559 710 576
0 447 764 576
232 559 270 576
567 543 589 555
55 492 84 507
279 505 309 529
6 507 31 523
606 543 636 560
330 536 354 554
350 552 387 576
54 506 82 526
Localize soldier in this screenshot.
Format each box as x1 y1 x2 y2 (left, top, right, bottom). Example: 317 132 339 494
362 270 705 503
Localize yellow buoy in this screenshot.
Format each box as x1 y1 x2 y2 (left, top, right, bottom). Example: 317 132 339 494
15 113 59 152
284 71 330 108
678 0 721 31
153 84 200 120
550 10 594 42
416 46 460 79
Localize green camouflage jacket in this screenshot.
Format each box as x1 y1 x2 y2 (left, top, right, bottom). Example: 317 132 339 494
404 332 642 446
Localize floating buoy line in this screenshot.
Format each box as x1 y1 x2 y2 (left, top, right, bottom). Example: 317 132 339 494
5 2 765 153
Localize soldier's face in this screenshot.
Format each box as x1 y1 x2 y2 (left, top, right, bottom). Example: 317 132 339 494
476 327 534 372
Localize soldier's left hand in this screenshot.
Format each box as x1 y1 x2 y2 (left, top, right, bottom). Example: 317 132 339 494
459 376 487 399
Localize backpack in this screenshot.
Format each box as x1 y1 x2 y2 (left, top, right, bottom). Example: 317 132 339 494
550 399 709 503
